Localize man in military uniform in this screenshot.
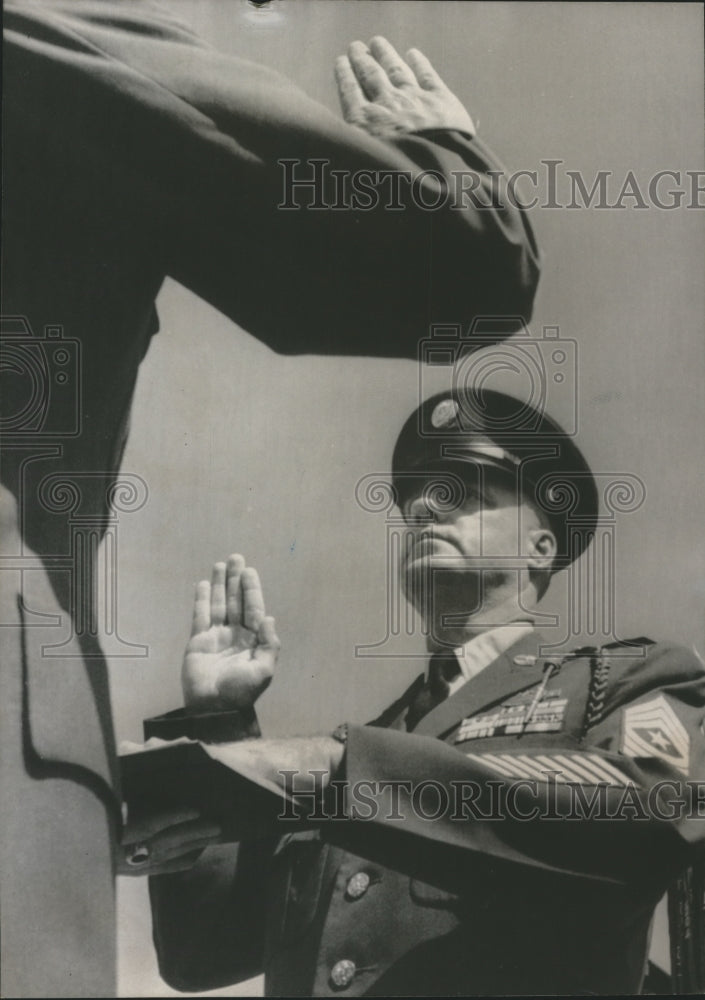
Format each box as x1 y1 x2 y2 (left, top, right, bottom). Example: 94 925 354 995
126 388 705 996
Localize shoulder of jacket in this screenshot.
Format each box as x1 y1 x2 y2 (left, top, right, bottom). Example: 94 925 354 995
532 636 656 671
551 637 700 660
532 638 705 733
534 638 661 698
593 637 704 700
549 637 704 676
523 636 704 687
602 637 704 673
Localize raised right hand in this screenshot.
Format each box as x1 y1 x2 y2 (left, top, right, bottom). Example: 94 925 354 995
335 37 476 138
182 554 280 713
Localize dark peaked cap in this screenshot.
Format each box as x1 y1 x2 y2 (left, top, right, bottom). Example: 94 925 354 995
392 389 598 567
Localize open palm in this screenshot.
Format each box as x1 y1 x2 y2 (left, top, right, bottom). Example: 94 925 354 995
182 554 280 712
335 37 475 138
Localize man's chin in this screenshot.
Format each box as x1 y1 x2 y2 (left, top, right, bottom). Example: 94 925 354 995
400 558 480 612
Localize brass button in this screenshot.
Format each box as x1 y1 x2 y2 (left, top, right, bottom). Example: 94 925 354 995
345 871 370 900
330 959 356 989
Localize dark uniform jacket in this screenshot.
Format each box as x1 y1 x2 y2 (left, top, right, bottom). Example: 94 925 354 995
1 3 539 995
147 630 705 996
3 0 540 574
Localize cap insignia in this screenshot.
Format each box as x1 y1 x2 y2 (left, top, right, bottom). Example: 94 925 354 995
431 398 460 429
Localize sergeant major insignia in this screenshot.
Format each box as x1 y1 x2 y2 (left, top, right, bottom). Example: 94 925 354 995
621 694 690 775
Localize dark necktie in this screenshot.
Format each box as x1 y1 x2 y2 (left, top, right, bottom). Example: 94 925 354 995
405 650 461 732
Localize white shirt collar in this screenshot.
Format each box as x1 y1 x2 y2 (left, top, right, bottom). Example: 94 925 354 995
430 622 535 697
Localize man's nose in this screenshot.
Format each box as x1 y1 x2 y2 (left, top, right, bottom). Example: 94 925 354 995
407 495 432 523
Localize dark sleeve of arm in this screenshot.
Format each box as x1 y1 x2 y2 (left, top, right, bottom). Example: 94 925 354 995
4 1 540 359
144 706 260 744
329 643 705 889
143 707 274 992
149 837 276 993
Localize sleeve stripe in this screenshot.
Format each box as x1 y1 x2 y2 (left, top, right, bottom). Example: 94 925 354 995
513 754 568 782
498 754 556 781
536 754 591 784
464 751 634 787
583 753 634 786
465 752 517 778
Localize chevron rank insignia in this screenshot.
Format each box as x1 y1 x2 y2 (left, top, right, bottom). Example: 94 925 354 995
621 695 690 775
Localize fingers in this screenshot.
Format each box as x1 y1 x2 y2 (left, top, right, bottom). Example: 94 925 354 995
405 47 446 90
340 37 440 107
242 567 266 632
368 36 416 87
194 555 267 634
226 553 245 628
191 579 211 636
347 40 392 100
210 561 227 626
334 55 366 121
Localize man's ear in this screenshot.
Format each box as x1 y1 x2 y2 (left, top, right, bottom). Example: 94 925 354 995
526 527 557 571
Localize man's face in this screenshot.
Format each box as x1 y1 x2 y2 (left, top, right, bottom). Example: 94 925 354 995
399 463 547 603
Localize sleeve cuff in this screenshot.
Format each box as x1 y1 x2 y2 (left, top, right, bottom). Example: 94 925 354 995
144 706 261 744
411 127 476 142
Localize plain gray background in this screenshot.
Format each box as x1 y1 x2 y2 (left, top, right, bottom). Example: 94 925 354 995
109 2 704 994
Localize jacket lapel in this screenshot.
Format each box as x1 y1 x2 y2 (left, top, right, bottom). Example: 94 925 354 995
413 630 548 739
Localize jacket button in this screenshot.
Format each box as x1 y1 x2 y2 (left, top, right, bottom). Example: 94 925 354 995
330 959 356 989
345 872 370 900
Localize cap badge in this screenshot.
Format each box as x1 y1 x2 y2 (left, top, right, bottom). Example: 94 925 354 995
431 398 460 429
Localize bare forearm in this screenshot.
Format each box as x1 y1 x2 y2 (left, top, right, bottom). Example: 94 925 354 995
205 735 345 801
